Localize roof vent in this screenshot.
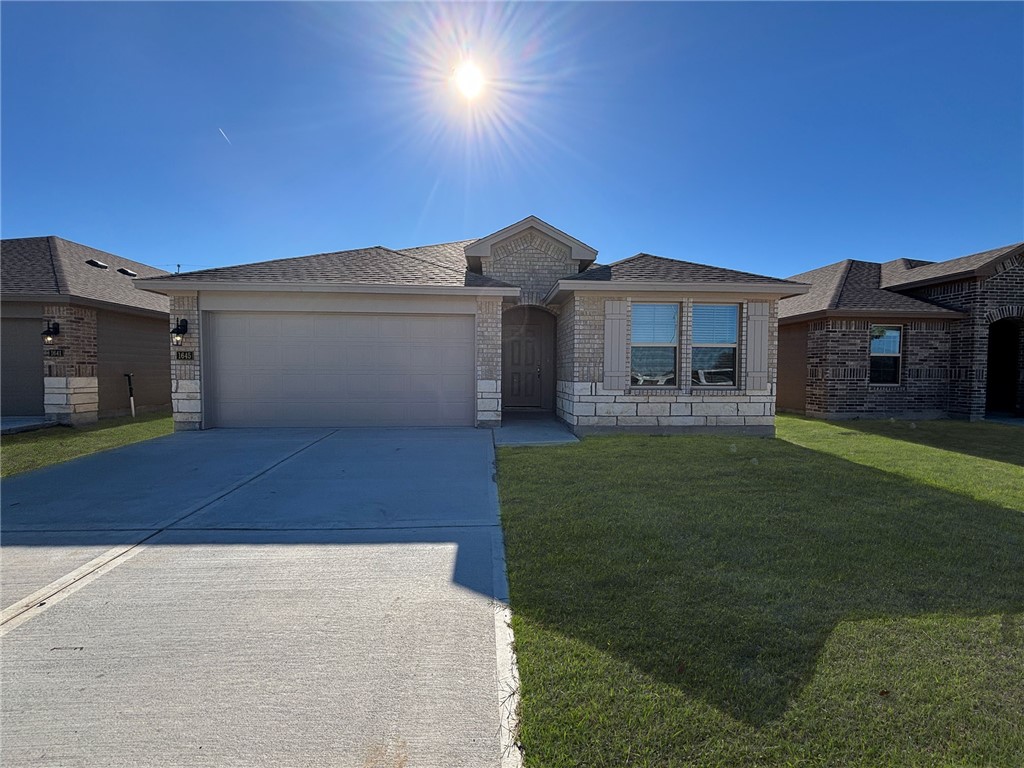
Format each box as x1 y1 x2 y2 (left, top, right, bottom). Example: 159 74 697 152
86 258 109 269
117 267 138 277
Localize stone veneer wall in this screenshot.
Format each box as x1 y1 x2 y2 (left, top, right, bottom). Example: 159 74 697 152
42 304 99 425
481 229 579 306
169 294 202 431
556 294 779 435
803 318 953 419
901 256 1024 419
475 296 502 426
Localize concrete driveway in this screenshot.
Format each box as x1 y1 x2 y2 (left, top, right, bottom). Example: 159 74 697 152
1 428 518 767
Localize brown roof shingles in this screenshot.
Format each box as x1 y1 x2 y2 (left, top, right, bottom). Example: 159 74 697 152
879 242 1024 289
781 259 962 320
1 236 169 314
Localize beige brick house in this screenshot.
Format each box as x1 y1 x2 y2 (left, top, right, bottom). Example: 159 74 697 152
137 216 807 435
1 236 171 424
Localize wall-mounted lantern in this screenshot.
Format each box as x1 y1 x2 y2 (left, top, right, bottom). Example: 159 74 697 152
42 321 60 345
171 318 189 347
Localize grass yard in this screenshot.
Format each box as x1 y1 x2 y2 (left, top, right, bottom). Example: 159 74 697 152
0 412 173 478
497 415 1024 767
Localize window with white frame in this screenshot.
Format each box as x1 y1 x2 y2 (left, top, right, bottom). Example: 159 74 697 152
691 305 739 386
631 304 678 386
869 325 902 384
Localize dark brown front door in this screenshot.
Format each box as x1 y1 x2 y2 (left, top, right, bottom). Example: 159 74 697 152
504 325 542 407
502 306 555 410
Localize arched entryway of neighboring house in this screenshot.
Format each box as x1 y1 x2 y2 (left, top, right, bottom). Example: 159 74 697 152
985 306 1024 416
502 305 556 412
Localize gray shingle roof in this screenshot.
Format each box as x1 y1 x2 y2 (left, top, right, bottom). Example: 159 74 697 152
139 244 513 289
780 259 962 320
396 240 477 271
1 236 169 314
564 253 804 286
880 242 1024 289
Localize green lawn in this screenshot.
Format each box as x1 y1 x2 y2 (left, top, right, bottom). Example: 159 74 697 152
0 412 173 478
497 415 1024 767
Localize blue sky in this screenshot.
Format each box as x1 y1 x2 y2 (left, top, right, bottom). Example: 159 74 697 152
2 2 1021 277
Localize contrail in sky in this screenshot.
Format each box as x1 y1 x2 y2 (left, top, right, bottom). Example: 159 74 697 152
218 128 232 145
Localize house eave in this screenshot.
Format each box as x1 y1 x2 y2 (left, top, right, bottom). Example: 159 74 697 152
881 270 982 292
1 292 168 319
779 307 966 325
135 279 521 298
545 280 810 305
881 243 1024 291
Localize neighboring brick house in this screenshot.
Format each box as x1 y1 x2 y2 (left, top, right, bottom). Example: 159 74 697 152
778 242 1024 420
1 236 171 424
136 216 808 435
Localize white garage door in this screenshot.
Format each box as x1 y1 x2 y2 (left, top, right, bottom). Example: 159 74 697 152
206 312 476 427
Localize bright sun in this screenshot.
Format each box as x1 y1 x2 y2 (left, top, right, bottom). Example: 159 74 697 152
453 60 485 100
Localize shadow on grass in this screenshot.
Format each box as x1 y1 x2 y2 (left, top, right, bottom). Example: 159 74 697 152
824 416 1024 467
498 435 1024 727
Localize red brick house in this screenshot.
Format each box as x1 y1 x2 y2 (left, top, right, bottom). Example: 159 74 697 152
778 242 1024 420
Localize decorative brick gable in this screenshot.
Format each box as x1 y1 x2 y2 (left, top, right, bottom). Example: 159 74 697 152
480 228 578 305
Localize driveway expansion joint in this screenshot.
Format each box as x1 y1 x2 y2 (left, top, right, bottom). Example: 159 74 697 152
1 429 338 632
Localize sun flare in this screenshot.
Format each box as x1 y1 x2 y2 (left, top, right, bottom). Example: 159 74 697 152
452 60 485 100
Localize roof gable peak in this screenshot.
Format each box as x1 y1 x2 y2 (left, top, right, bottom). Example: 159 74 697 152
464 215 598 264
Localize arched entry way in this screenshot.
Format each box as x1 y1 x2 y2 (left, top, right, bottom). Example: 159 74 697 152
502 306 555 411
986 317 1023 415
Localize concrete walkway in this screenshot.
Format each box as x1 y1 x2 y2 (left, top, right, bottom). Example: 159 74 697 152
493 413 578 447
0 416 54 435
1 429 518 768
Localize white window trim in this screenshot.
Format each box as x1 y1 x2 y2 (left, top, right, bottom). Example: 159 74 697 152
869 324 903 385
691 303 740 387
630 303 679 387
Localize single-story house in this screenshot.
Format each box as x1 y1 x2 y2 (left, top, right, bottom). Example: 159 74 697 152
778 242 1024 420
1 236 171 424
137 216 807 435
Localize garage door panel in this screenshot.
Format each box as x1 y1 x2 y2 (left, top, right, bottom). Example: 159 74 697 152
377 376 410 396
214 314 250 337
0 318 44 416
345 344 376 370
279 315 313 337
443 373 474 397
407 346 437 368
439 401 475 422
279 374 308 398
441 344 474 368
208 312 475 427
258 345 290 367
250 373 285 397
217 343 250 368
377 345 411 371
247 316 280 338
379 316 413 338
313 374 346 394
280 345 311 367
